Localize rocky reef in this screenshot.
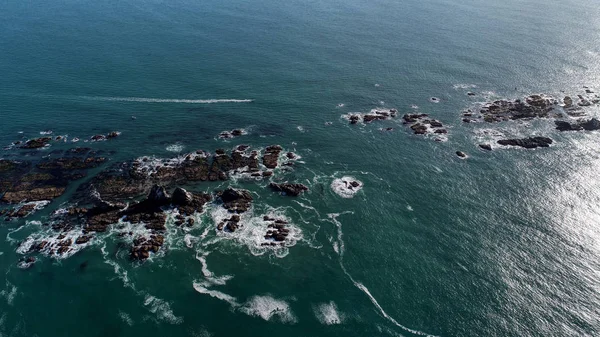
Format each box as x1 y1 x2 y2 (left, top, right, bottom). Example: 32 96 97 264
346 109 397 125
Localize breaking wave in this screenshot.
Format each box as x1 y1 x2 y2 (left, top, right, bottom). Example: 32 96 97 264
77 96 253 104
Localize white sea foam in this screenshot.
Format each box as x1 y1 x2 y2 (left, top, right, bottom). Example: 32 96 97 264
337 103 345 108
240 295 297 323
78 96 253 104
453 84 477 90
143 295 183 324
192 282 239 307
119 311 134 326
314 301 343 325
39 130 53 135
209 205 301 258
331 176 363 198
195 253 233 286
297 126 306 133
0 282 17 306
166 143 185 153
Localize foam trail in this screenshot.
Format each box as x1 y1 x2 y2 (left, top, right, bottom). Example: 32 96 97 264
330 213 437 337
77 96 253 104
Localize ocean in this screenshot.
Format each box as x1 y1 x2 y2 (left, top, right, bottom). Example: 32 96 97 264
1 0 599 336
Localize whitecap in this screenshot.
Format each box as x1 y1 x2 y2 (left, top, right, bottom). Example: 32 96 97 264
331 177 363 198
192 282 239 307
453 84 477 90
337 103 345 108
240 295 297 323
143 295 183 324
0 282 17 306
314 301 343 325
119 311 134 326
40 130 53 135
166 143 185 153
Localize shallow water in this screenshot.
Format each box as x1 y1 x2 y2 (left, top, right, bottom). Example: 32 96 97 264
1 0 600 336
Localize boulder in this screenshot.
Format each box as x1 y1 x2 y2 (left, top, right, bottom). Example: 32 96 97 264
479 144 492 151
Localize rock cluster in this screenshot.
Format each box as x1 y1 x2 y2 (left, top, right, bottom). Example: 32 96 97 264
262 216 290 244
402 114 447 136
347 109 397 124
218 129 244 139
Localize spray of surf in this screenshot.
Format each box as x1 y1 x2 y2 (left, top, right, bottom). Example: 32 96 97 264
77 96 253 104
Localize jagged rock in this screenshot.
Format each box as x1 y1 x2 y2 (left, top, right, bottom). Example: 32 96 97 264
497 137 553 149
269 183 309 196
147 185 170 204
218 188 253 213
172 187 193 205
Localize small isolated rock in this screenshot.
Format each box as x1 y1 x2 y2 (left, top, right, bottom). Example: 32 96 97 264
456 151 467 158
479 144 492 151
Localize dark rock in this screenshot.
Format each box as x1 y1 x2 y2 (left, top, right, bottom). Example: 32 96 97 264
147 185 170 204
555 118 600 132
91 135 106 141
456 151 467 158
497 137 553 149
21 137 52 149
106 131 120 139
218 188 253 213
231 129 243 136
479 144 492 151
172 187 193 206
75 236 91 244
269 182 309 196
263 145 282 169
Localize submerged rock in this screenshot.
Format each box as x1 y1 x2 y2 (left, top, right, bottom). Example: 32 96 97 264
269 182 309 196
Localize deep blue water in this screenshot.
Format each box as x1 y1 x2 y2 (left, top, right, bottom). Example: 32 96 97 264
1 0 600 336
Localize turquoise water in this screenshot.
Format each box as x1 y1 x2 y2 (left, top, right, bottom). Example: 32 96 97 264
1 0 600 336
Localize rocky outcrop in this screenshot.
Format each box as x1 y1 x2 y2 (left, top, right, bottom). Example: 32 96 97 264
403 114 447 136
497 137 553 149
269 183 309 196
555 118 600 132
217 188 253 213
347 109 397 124
479 144 492 151
263 217 290 244
130 234 164 260
263 145 282 169
21 137 52 149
